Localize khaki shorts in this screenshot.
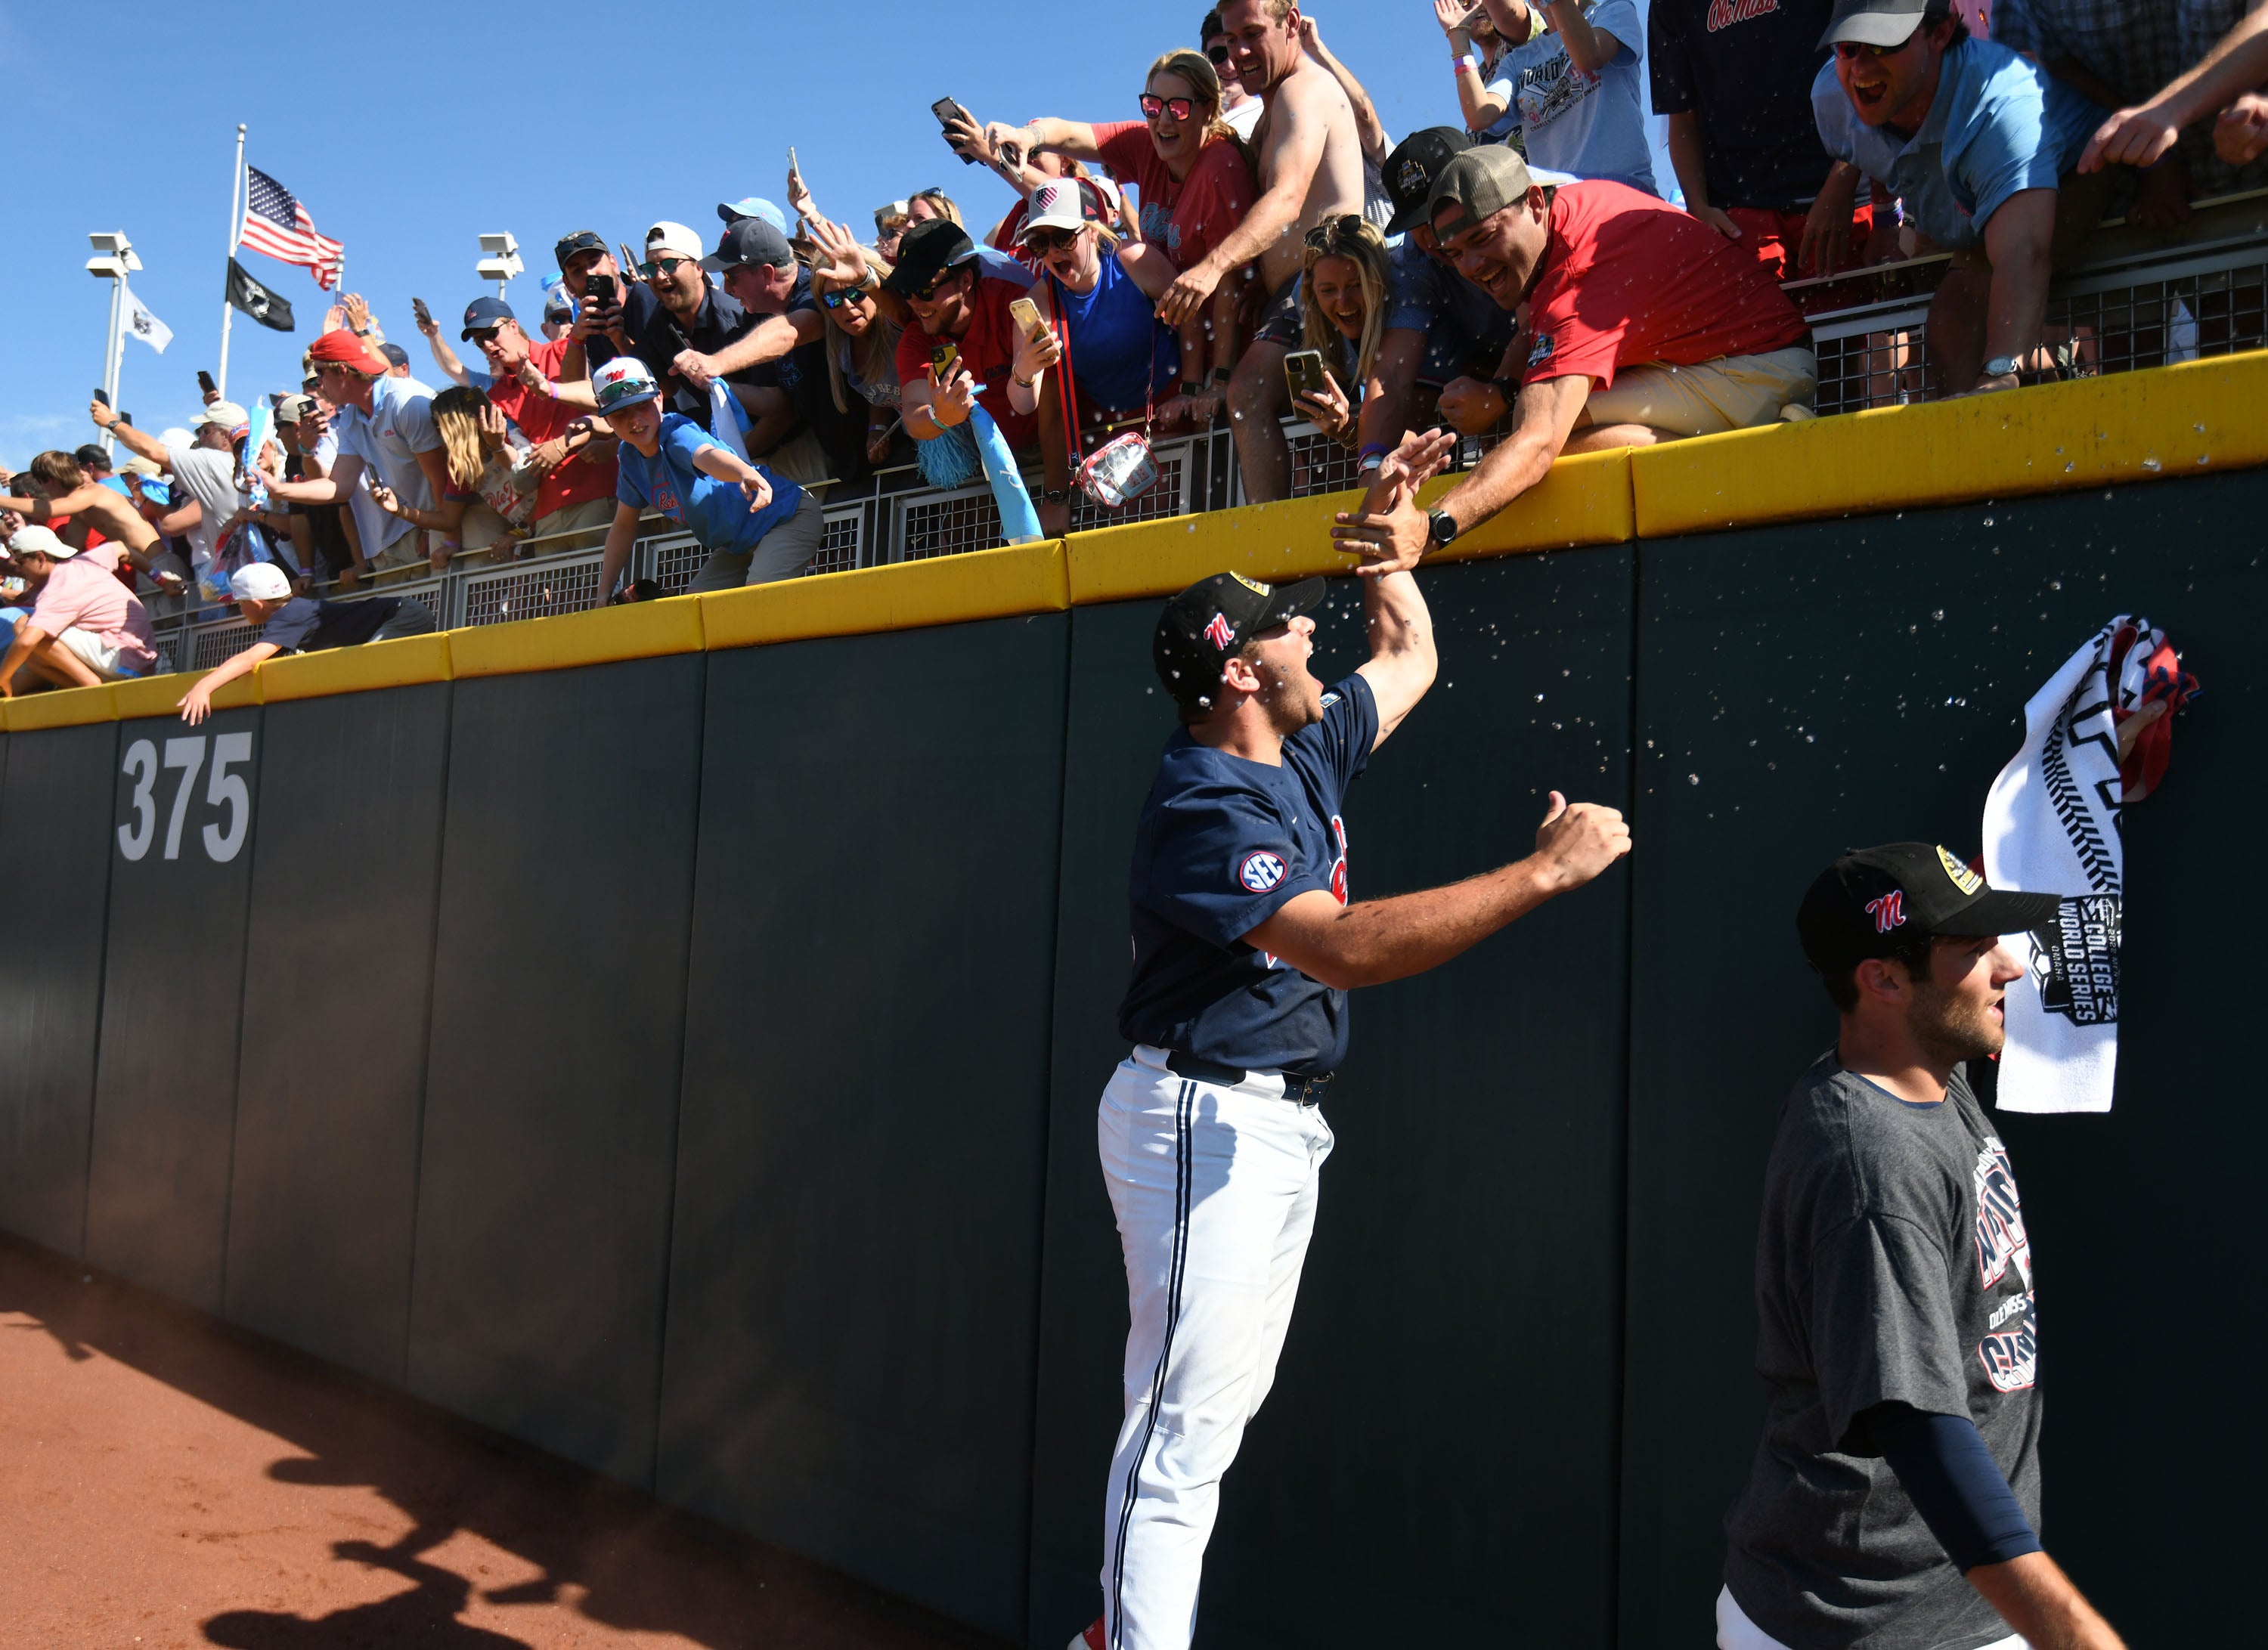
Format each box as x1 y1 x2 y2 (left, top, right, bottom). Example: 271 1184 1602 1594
57 626 151 681
530 496 617 553
1579 345 1818 438
370 531 426 571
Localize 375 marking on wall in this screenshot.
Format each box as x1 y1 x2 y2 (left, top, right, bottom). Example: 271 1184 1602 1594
117 733 253 864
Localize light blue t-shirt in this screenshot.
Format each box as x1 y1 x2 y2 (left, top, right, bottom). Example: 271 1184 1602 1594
1483 0 1658 197
615 412 804 553
1811 36 2102 250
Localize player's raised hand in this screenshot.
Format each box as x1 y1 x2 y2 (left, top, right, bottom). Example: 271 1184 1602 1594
1532 790 1631 890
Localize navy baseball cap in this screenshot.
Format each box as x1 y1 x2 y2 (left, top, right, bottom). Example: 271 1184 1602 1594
460 296 516 339
1383 127 1471 235
379 342 410 369
554 228 606 269
1153 571 1325 708
703 215 795 274
1796 843 2065 976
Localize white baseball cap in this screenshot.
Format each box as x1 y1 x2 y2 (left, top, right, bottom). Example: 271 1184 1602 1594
645 221 706 260
1019 178 1100 243
193 400 250 432
229 562 293 601
8 525 74 559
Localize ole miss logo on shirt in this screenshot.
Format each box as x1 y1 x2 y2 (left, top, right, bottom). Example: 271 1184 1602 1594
1706 0 1780 27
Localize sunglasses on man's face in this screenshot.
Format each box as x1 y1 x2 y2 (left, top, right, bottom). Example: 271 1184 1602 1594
467 327 503 346
1206 44 1231 66
637 255 696 279
1832 36 1912 58
1140 94 1196 122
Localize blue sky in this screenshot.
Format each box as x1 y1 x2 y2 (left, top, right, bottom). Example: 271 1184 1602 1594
2 0 1666 469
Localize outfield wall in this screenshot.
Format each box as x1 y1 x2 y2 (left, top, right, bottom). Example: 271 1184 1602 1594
2 358 2260 1646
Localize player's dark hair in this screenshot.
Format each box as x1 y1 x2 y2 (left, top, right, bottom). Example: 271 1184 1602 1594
1817 929 1940 1012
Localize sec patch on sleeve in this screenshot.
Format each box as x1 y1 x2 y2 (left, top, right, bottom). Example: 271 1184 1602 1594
1238 850 1288 893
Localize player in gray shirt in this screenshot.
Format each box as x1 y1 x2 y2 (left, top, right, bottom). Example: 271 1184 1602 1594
1719 842 2127 1650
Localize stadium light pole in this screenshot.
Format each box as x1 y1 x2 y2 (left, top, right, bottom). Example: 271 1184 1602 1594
86 231 143 460
476 232 523 299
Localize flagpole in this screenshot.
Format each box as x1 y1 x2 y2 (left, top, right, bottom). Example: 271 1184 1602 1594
218 122 246 400
100 274 124 460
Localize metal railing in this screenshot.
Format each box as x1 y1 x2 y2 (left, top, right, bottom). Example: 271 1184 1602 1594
133 213 2268 675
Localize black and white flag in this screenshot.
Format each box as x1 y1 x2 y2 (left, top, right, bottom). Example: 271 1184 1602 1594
225 257 296 333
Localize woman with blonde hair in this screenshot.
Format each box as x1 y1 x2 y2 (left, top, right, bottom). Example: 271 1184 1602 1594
956 47 1259 426
370 385 590 568
1291 213 1393 447
808 215 909 470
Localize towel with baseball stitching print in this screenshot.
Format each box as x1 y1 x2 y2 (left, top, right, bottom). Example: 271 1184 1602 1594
1981 616 2198 1113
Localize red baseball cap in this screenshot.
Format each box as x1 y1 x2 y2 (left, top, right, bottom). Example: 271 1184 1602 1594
307 328 390 373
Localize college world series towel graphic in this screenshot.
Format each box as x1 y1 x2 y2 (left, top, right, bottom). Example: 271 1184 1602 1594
1981 615 2198 1114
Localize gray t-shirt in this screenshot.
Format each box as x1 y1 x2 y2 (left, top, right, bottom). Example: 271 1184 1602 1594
1724 1055 2043 1650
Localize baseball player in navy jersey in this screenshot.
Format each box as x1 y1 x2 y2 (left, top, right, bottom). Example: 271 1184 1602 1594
1070 447 1632 1650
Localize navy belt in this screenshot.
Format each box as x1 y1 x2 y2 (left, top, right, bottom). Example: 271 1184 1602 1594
1167 1049 1333 1105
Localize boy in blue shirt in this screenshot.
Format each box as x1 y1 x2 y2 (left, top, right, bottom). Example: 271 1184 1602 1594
589 357 825 601
1813 0 2117 396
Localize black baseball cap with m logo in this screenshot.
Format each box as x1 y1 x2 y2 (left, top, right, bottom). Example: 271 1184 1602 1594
1796 842 2066 974
1152 571 1325 710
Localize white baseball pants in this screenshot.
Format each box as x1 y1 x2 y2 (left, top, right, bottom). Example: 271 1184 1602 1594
1715 1585 2028 1650
1094 1045 1335 1650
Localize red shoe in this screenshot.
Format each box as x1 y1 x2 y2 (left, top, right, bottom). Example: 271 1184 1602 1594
1067 1620 1106 1650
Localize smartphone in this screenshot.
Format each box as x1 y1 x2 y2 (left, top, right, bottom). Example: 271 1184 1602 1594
1008 296 1046 343
1284 349 1328 404
788 144 802 182
197 370 217 395
93 386 110 407
411 296 432 328
930 341 962 385
587 271 618 308
934 97 979 165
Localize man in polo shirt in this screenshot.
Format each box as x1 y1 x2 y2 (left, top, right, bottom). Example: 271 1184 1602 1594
0 525 160 694
459 296 621 551
851 218 1070 533
1331 144 1814 568
699 215 867 480
1811 0 2115 396
256 330 451 571
176 561 437 726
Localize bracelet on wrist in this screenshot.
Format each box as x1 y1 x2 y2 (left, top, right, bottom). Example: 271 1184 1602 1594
1452 54 1476 72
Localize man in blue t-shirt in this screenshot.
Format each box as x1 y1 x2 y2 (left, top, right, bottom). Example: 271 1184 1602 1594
589 356 823 601
1071 440 1633 1650
176 561 436 725
1814 0 2117 395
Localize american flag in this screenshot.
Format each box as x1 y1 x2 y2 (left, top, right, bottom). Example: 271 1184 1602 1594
240 166 345 290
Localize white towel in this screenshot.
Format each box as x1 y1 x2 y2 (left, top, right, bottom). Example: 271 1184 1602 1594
1981 619 2130 1113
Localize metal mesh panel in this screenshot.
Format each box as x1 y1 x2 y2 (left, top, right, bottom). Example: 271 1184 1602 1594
1812 311 1934 416
899 488 1002 562
1287 426 1365 499
1069 441 1191 532
459 553 605 627
807 510 863 576
2043 262 2268 378
643 533 708 597
190 621 256 672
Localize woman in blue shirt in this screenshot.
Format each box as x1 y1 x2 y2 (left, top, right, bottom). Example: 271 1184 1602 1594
590 357 825 599
1008 177 1186 447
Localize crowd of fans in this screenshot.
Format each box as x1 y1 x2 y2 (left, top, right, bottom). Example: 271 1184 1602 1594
2 0 2263 714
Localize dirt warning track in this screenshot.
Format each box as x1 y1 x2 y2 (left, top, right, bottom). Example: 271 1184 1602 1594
0 1235 1007 1649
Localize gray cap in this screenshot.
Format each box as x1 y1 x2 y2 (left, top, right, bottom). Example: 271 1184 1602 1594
1818 0 1947 49
1423 144 1538 239
702 215 795 274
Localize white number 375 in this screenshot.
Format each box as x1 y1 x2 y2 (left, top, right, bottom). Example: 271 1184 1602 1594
117 732 253 864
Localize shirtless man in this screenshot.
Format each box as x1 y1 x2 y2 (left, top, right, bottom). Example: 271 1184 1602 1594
1192 0 1366 502
0 450 162 573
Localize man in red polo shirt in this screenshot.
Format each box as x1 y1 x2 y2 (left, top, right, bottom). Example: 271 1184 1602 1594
1331 144 1815 567
881 219 1071 534
460 296 621 551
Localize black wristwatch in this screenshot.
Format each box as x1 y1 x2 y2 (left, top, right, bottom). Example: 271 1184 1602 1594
1210 367 1233 387
1426 508 1461 551
1043 488 1070 504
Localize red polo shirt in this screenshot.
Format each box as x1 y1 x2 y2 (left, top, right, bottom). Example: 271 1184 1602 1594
1093 123 1257 274
894 273 1042 450
1520 181 1810 390
485 336 620 519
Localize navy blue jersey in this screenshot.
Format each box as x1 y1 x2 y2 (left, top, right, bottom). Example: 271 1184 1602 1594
1118 673 1379 1075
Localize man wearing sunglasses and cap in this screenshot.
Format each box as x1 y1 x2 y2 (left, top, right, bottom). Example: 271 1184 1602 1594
1808 0 2119 398
1073 451 1630 1650
1331 143 1811 571
1717 844 2126 1650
